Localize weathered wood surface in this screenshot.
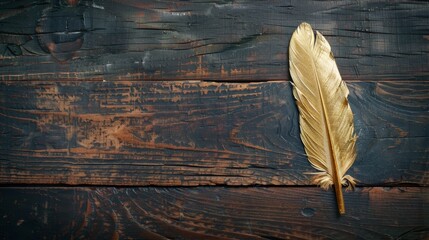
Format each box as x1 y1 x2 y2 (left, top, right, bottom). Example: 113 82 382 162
1 81 427 186
0 0 428 81
0 187 427 240
0 1 428 239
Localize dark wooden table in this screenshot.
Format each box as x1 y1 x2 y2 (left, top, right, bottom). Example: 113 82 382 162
0 1 428 239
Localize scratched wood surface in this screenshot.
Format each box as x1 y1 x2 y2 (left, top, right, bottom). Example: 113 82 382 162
1 0 429 239
0 187 428 240
1 81 427 186
0 0 428 81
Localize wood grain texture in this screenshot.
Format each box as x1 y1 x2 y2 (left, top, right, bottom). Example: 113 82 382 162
0 187 427 240
0 1 427 239
1 81 427 186
0 0 428 81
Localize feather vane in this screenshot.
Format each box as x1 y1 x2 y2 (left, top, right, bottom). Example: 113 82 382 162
289 23 357 214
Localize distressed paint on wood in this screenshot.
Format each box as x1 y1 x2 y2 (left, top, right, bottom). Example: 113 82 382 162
1 81 427 186
0 187 428 240
0 0 428 81
0 1 428 239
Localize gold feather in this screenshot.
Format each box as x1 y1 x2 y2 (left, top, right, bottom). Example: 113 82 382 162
289 22 357 215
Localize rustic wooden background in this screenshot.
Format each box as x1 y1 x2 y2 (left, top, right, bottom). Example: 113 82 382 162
0 0 428 239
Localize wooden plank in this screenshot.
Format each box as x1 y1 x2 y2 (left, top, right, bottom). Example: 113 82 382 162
1 81 427 186
0 0 427 81
0 187 427 239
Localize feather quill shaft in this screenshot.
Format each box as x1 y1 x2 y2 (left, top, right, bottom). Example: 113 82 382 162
289 23 357 214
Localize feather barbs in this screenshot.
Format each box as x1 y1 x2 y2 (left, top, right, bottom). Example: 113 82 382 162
289 22 358 214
